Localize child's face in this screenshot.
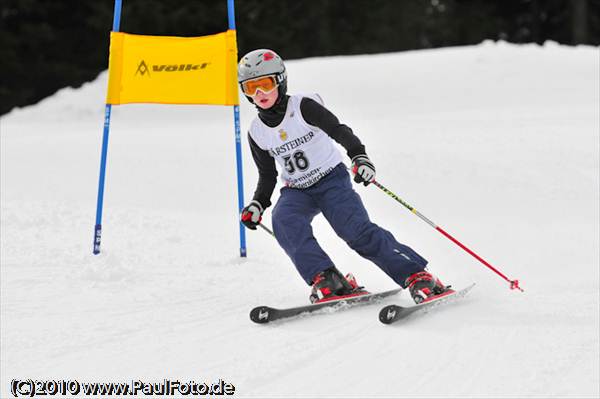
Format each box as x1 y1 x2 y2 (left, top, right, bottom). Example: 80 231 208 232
253 88 279 109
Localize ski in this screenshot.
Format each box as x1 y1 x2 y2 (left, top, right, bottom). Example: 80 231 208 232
378 283 475 325
250 288 402 324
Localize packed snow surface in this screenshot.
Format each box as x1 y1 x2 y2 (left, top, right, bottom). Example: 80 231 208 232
1 41 599 398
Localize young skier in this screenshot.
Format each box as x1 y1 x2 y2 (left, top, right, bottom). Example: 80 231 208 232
238 49 449 304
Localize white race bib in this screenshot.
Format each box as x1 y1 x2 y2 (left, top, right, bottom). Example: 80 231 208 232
249 94 343 188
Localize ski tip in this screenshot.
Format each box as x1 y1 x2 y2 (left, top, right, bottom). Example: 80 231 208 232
250 306 272 324
379 305 399 325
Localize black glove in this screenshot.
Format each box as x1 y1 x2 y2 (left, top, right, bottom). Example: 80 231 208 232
240 200 264 230
351 155 376 186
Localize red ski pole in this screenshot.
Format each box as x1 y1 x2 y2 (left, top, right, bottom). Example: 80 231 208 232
370 179 523 292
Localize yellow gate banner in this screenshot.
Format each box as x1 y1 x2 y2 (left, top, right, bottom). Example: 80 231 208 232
106 30 239 105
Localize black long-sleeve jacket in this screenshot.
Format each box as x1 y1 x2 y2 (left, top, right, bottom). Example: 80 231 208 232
249 95 366 209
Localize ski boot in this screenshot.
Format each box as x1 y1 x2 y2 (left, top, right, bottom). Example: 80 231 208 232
404 270 451 304
309 267 369 304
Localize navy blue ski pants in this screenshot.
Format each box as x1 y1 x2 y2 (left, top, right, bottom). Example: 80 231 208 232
271 163 427 287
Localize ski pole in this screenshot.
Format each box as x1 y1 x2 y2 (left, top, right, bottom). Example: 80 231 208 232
370 179 523 292
258 223 275 237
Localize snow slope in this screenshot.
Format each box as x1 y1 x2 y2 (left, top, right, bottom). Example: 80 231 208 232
1 41 598 398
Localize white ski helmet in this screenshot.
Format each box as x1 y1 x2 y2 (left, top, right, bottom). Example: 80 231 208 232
238 49 287 101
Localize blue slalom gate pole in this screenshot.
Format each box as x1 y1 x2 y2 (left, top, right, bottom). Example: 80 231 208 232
228 0 247 257
93 0 122 254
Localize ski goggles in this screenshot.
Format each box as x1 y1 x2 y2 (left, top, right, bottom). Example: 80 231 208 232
241 75 278 96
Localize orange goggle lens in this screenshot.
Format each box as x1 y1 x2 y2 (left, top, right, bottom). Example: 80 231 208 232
241 76 278 96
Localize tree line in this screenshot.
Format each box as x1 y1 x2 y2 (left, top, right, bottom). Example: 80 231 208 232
1 0 598 115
